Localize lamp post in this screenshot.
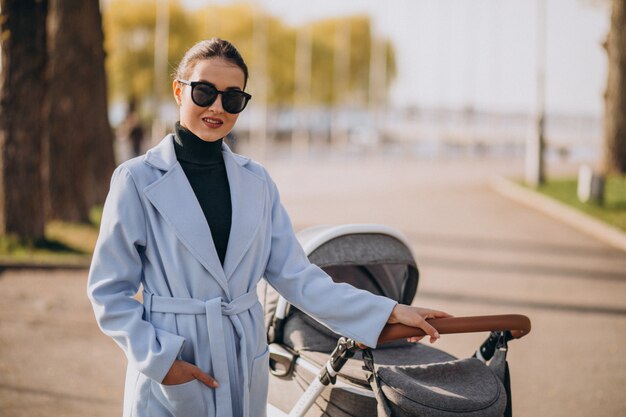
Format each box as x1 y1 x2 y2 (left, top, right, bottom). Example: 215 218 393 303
152 0 169 145
526 0 547 187
252 4 268 160
331 20 350 149
293 25 312 154
368 21 387 147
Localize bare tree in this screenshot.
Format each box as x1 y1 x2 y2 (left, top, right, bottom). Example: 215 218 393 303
0 0 48 241
46 0 115 223
603 0 626 174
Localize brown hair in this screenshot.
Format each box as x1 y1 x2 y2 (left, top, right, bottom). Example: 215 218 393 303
173 38 249 88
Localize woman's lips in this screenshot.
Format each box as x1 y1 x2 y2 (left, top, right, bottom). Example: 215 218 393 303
202 117 223 128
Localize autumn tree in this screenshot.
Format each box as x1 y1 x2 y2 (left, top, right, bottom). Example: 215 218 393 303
603 0 626 174
308 16 396 106
103 1 396 108
0 0 48 241
104 0 197 106
46 0 115 222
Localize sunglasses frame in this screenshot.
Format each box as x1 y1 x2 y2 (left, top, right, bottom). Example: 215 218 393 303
178 79 252 114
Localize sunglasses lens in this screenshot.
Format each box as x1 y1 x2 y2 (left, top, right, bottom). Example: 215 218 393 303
186 81 250 113
191 83 218 107
222 91 248 114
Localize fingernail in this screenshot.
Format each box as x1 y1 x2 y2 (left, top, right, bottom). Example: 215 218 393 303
435 332 440 338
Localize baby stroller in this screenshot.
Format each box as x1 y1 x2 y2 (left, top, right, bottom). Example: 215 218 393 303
259 224 531 417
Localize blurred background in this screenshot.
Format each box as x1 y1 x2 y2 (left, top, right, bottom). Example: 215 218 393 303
0 0 623 240
1 1 626 417
105 0 610 165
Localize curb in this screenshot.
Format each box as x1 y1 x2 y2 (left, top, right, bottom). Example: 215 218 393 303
490 175 626 253
0 260 91 272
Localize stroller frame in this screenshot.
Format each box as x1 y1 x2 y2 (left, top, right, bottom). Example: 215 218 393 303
271 317 530 417
264 224 531 417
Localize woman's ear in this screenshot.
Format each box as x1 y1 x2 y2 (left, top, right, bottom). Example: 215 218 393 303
172 80 182 106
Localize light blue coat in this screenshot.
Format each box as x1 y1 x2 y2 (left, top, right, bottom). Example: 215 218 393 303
87 135 397 417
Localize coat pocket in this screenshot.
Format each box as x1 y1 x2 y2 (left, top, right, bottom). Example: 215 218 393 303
152 378 211 417
249 346 270 417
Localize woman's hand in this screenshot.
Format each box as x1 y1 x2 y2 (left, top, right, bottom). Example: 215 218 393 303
162 360 219 388
387 304 453 344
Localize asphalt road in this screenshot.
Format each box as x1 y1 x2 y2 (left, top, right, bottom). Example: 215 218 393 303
1 153 625 416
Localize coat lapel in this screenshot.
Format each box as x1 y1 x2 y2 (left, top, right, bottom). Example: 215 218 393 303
143 135 230 295
221 145 266 281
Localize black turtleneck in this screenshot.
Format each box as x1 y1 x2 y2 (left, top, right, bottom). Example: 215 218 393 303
174 122 232 265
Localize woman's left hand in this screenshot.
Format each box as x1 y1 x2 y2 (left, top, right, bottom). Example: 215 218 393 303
387 304 453 344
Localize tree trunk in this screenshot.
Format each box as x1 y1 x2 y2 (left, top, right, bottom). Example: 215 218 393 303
0 0 48 241
603 0 626 175
46 0 115 223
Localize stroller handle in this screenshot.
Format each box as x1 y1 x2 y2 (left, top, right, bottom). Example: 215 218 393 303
377 314 531 345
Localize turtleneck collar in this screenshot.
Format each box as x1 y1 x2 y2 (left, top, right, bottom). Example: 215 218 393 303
174 122 224 165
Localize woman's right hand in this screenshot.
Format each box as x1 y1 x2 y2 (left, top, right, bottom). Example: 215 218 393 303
162 359 219 388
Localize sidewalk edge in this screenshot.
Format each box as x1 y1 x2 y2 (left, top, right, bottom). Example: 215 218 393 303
490 175 626 253
0 260 90 271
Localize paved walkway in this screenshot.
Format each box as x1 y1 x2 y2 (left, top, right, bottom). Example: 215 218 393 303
1 154 625 416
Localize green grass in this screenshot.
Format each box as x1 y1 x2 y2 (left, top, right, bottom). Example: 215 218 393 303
535 175 626 232
0 208 102 266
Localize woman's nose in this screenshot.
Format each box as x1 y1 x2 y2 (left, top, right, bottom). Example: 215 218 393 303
209 93 225 113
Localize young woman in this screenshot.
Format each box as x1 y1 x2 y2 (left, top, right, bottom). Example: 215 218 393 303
87 38 450 417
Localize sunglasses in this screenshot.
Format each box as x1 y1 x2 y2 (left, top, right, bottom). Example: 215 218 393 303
178 79 252 114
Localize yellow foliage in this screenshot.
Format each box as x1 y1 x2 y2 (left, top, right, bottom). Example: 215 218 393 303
103 0 199 103
103 1 395 108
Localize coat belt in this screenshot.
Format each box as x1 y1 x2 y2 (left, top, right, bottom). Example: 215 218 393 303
144 290 259 417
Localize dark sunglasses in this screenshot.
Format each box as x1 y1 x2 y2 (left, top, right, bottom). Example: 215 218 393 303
178 79 252 114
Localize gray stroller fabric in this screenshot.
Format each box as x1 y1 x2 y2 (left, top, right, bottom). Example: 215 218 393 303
308 234 415 267
375 358 507 417
307 233 418 306
300 343 458 387
284 310 418 354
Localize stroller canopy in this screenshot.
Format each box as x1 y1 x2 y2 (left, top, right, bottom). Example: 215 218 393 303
261 224 419 344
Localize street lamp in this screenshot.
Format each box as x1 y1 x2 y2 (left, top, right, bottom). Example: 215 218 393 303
152 0 169 145
526 0 547 187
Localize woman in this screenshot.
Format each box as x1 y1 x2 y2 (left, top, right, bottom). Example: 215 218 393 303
87 38 450 417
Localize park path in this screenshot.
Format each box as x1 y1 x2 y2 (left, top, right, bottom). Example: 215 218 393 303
1 154 625 416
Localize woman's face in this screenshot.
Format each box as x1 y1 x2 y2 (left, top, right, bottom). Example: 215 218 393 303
173 58 246 142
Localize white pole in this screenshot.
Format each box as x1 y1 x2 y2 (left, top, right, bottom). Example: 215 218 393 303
526 0 547 186
331 20 350 149
152 0 169 144
368 22 385 145
252 5 268 160
293 25 312 154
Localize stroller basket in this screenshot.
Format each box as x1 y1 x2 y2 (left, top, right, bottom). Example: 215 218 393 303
372 357 506 417
261 224 529 417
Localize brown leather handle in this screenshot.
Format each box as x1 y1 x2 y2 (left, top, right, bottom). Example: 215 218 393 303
377 314 531 346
